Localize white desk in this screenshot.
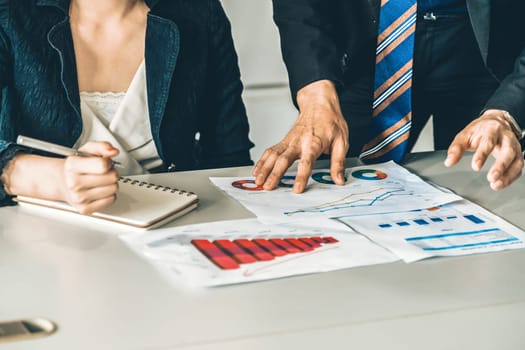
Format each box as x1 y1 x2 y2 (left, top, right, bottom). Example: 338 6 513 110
1 151 524 350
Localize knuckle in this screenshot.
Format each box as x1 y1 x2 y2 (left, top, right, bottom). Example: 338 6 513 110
100 141 112 148
310 135 324 149
68 183 83 193
109 170 120 183
254 163 268 176
66 176 83 192
266 147 280 158
110 183 119 194
299 157 313 167
277 153 294 165
63 157 76 173
103 159 114 172
70 192 88 205
107 194 117 205
267 171 281 182
333 160 345 169
76 205 92 215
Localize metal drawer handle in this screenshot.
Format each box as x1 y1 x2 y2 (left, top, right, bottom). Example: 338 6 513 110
0 318 57 343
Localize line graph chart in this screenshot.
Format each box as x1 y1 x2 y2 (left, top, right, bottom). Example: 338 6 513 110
211 161 461 224
283 187 408 215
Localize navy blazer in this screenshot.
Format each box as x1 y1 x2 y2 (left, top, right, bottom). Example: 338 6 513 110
0 0 254 205
273 0 525 127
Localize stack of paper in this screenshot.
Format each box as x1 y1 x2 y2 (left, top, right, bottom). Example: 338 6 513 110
120 161 525 287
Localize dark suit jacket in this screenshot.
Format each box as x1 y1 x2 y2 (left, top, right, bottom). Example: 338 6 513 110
0 0 254 206
273 0 525 126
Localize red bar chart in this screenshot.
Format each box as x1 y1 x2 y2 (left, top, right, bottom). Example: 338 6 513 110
192 236 339 270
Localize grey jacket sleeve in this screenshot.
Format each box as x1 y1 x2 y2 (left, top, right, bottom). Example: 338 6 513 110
484 47 525 131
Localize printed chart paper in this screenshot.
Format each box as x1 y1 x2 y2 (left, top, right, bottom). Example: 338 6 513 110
339 200 525 262
120 219 398 287
210 161 461 224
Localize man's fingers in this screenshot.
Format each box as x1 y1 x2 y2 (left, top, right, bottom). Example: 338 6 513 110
487 136 523 186
263 148 298 190
489 155 524 190
329 136 348 185
293 152 317 193
254 146 283 186
253 147 272 176
444 138 467 168
471 134 497 171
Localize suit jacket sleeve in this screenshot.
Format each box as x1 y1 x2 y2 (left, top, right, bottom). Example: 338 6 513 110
484 47 525 130
0 1 25 206
198 0 254 169
273 0 343 104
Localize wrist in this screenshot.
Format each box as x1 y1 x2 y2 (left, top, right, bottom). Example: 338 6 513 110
0 155 17 195
482 109 524 140
4 154 67 200
296 80 339 110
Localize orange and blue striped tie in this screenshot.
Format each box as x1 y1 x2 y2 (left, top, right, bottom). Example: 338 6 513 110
360 0 417 163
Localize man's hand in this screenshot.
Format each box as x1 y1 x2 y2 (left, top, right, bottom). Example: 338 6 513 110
445 109 524 190
252 80 349 193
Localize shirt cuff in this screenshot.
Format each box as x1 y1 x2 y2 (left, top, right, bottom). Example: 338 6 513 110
501 110 525 140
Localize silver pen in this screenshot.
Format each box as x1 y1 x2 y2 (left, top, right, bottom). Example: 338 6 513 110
16 135 122 166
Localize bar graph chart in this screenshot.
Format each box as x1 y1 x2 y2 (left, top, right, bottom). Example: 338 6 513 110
120 218 399 286
376 211 486 229
192 236 339 270
340 200 525 262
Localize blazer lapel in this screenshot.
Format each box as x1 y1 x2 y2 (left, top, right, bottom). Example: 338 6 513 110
47 17 82 120
144 14 180 160
466 0 491 64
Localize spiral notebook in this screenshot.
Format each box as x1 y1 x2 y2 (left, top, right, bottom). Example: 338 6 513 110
15 177 198 230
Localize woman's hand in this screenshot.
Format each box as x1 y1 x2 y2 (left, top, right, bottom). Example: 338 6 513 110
62 141 120 214
2 141 120 214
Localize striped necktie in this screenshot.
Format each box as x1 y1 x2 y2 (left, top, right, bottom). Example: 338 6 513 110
360 0 417 163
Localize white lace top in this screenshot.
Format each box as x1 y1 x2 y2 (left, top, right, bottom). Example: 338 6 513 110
75 60 163 175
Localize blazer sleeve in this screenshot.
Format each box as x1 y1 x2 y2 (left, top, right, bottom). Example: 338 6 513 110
483 47 525 131
0 1 23 206
198 0 254 169
272 0 343 103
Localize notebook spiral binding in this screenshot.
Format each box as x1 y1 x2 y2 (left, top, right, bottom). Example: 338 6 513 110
120 177 195 196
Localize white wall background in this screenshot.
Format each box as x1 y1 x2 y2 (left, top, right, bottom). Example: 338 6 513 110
220 0 433 162
221 0 296 162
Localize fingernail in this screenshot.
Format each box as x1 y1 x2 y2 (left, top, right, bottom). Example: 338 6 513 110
293 182 303 193
474 160 482 171
491 180 502 191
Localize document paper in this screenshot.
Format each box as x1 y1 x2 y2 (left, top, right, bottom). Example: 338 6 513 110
210 161 461 224
339 200 525 262
120 218 398 287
